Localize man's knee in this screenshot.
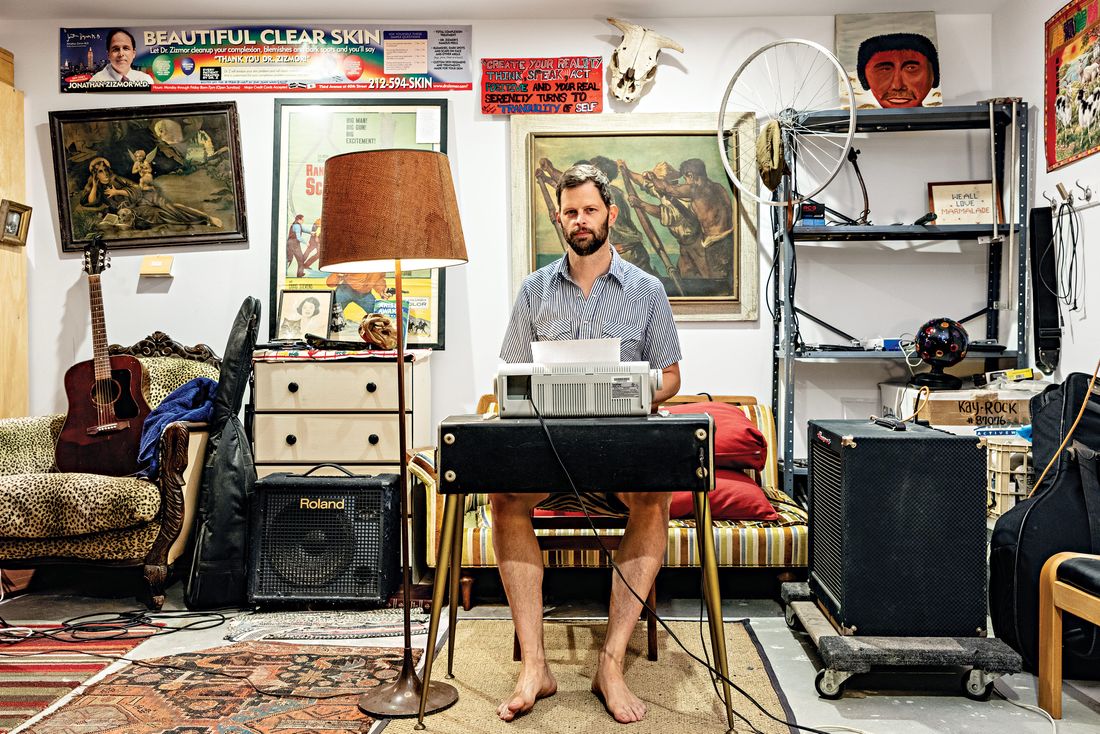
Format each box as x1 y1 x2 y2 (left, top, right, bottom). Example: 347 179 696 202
616 492 672 515
489 493 547 516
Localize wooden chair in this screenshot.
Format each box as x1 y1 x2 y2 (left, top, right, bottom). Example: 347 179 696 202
475 393 757 662
1038 551 1100 718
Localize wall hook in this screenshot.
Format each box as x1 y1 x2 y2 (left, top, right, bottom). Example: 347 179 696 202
1076 180 1093 202
1043 190 1058 207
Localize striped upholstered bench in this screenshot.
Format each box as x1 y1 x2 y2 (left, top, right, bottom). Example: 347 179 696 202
419 395 807 608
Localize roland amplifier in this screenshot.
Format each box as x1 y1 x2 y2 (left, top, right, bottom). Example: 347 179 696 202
807 420 987 637
248 470 400 605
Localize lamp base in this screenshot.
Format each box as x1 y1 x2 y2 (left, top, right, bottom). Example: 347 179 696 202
358 660 458 719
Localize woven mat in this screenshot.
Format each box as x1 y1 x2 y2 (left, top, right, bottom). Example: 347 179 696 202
383 619 795 734
24 640 416 733
0 626 149 733
226 609 429 641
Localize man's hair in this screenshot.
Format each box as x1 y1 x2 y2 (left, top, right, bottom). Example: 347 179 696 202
679 158 707 178
856 32 940 90
586 155 619 181
105 28 137 53
555 163 613 207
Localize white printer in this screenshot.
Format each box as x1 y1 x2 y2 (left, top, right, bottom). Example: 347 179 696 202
494 361 661 417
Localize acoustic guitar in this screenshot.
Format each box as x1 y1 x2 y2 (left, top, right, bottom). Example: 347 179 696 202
55 239 151 476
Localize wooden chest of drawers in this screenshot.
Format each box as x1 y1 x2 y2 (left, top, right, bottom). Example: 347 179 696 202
250 354 431 478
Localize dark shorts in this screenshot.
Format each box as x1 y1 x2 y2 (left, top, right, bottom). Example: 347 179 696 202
535 492 629 516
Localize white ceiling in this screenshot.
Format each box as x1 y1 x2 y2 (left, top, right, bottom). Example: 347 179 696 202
1 0 1009 22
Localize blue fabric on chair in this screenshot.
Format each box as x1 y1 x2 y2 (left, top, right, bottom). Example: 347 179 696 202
138 378 218 477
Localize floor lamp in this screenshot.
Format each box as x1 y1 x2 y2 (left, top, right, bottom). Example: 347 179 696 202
319 149 468 718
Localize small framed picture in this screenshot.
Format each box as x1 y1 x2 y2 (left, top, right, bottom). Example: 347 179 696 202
0 200 31 246
927 181 1004 225
276 289 334 341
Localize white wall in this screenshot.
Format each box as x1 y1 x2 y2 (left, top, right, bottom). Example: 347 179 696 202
2 14 998 454
994 0 1099 380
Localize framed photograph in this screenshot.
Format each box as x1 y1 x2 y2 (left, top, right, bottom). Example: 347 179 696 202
927 180 1004 225
48 102 247 252
510 113 759 321
272 98 449 348
0 200 31 246
276 289 335 341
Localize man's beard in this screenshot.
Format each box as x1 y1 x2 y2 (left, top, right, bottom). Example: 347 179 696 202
565 218 609 257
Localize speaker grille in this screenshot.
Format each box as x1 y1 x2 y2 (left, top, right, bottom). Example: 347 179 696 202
809 439 844 605
251 482 396 604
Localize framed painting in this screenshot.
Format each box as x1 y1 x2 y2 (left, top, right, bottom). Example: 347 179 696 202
510 113 758 321
48 102 247 252
271 98 449 348
927 180 1004 225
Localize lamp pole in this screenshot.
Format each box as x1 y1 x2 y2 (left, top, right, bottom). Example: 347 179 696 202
358 262 458 718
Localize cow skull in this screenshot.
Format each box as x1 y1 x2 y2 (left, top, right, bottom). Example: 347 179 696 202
607 17 683 103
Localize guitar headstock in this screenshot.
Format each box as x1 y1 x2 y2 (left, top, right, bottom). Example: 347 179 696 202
82 237 110 276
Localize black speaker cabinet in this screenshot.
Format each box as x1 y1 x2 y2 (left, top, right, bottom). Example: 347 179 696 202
248 471 400 605
807 420 988 637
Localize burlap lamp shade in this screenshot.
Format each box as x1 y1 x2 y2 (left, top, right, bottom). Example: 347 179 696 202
318 149 468 272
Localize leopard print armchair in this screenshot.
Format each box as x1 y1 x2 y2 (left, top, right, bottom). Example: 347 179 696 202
0 332 221 609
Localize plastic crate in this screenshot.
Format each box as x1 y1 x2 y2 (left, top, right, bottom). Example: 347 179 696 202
981 436 1032 518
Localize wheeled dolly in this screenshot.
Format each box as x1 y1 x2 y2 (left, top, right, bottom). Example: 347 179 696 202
781 582 1022 700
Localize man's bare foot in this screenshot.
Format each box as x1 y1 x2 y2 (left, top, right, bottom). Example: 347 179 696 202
497 658 557 722
591 651 646 723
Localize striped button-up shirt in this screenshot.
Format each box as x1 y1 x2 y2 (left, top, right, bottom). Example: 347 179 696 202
500 247 681 369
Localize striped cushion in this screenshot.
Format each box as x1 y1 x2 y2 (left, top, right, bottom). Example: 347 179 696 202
422 402 807 569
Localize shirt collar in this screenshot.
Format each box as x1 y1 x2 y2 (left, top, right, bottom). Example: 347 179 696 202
553 245 627 287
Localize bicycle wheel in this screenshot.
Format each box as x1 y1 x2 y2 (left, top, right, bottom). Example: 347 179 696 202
717 38 855 207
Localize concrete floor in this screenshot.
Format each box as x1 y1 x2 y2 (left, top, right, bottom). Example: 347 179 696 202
2 574 1099 734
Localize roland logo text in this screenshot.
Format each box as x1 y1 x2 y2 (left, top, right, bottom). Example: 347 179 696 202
300 497 345 510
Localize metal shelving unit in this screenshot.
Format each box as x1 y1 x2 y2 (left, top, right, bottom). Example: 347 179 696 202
773 102 1030 498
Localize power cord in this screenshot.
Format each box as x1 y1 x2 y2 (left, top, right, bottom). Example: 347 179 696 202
993 681 1058 734
1026 356 1100 499
529 401 841 734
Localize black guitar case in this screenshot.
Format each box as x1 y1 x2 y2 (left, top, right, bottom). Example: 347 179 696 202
989 372 1100 677
183 297 260 609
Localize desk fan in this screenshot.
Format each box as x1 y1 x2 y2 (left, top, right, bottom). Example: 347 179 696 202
717 39 856 208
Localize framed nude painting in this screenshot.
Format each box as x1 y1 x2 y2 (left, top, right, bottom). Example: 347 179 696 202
48 102 247 252
510 113 758 321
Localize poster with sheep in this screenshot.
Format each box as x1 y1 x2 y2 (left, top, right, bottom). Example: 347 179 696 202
1046 0 1100 171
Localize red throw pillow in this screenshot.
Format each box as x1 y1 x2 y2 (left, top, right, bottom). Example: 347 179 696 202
669 468 779 521
663 402 767 471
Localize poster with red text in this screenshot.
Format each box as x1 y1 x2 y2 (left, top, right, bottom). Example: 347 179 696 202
481 56 602 115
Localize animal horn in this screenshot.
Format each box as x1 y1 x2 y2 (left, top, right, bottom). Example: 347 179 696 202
649 31 684 53
607 17 636 35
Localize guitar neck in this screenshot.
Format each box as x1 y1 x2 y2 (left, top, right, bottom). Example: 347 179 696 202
88 274 112 382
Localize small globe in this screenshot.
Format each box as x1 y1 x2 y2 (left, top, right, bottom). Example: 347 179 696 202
912 318 968 389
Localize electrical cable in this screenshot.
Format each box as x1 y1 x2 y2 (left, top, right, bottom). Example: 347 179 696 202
1040 201 1081 313
1026 356 1100 499
993 682 1058 734
529 401 842 734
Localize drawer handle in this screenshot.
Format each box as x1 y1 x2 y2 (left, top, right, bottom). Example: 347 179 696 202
285 434 297 446
287 382 299 393
368 434 380 445
366 382 377 393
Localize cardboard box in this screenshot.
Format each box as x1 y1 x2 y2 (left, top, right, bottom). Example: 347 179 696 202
879 382 1044 436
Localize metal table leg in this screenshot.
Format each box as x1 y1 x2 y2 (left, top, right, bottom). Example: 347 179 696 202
446 494 464 679
416 493 461 729
694 491 734 731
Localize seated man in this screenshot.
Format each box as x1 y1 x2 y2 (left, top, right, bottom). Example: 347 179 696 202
496 163 681 723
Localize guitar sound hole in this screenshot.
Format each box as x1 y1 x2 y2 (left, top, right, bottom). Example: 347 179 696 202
88 370 141 419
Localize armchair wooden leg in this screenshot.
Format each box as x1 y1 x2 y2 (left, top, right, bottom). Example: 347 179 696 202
460 575 474 611
1039 555 1065 719
143 563 168 610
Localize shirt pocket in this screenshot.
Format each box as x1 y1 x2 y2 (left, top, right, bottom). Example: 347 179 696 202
534 318 574 341
600 320 644 361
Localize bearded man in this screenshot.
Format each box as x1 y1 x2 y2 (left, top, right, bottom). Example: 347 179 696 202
495 163 681 724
